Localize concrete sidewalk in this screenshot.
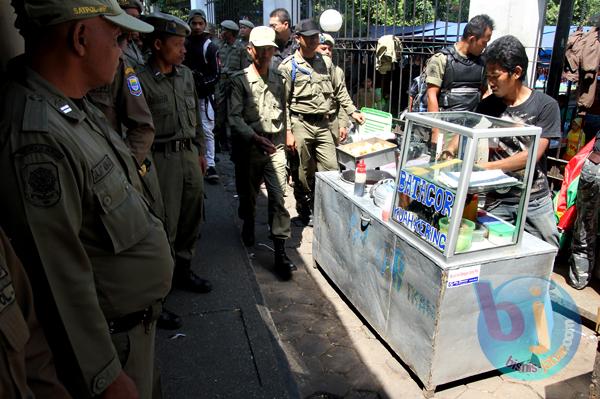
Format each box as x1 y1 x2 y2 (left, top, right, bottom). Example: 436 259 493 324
157 155 598 399
154 163 299 399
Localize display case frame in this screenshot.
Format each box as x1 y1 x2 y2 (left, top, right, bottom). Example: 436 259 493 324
394 111 542 258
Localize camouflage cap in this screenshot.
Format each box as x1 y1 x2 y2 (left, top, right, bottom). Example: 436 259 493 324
320 33 334 45
23 0 153 32
143 11 190 37
220 19 239 31
187 9 207 24
249 26 276 47
239 19 254 29
118 0 142 13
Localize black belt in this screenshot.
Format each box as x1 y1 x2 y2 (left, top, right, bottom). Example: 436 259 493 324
108 306 154 335
152 138 193 153
291 112 329 123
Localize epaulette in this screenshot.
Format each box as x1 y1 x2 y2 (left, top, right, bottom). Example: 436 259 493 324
22 94 48 133
280 54 294 65
230 69 246 79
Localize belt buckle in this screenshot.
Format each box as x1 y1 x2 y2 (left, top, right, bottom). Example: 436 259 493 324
175 141 182 152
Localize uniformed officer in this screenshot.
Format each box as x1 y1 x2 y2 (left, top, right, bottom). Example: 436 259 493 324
317 33 351 145
137 12 213 294
0 227 71 399
214 20 244 150
87 46 164 220
1 1 173 398
238 19 254 68
119 0 146 66
229 26 295 279
279 20 365 224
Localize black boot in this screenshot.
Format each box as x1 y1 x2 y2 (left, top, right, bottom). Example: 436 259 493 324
242 219 255 247
273 239 296 280
157 308 182 330
173 258 213 293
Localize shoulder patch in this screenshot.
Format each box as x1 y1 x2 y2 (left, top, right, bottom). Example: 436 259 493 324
0 279 16 313
126 74 143 97
14 144 65 160
22 162 61 207
22 95 49 133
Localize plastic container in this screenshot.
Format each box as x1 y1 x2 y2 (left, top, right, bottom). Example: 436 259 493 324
438 217 475 252
354 159 366 197
487 222 515 245
472 223 486 242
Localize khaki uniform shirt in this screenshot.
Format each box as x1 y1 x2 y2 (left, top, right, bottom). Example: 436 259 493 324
122 40 146 67
236 38 252 69
219 40 246 77
87 56 155 164
0 60 173 397
332 64 350 129
137 62 206 154
279 50 357 128
0 228 71 399
229 65 286 145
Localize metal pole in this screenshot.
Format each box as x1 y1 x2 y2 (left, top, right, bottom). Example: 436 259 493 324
546 0 575 99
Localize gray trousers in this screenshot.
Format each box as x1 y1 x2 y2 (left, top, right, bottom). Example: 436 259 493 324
153 145 204 262
569 158 600 288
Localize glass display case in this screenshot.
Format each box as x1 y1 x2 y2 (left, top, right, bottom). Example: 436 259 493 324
392 111 542 257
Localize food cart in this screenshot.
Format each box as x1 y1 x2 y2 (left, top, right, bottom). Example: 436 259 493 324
313 112 558 394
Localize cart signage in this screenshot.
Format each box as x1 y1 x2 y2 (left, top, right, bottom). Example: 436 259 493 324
393 169 455 251
475 277 581 381
447 265 480 288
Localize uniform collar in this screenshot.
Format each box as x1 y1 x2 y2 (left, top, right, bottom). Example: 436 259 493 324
148 59 183 81
14 61 87 123
245 64 276 84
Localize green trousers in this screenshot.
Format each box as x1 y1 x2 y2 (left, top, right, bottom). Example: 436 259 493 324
235 142 290 240
152 145 204 262
291 114 338 199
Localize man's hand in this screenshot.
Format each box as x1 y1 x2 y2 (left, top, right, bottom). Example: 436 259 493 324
199 155 208 175
286 129 296 152
351 111 366 124
102 371 139 399
253 134 277 155
339 127 348 143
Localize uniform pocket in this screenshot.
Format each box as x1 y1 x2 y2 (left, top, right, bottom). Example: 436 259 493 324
93 169 151 254
185 96 197 127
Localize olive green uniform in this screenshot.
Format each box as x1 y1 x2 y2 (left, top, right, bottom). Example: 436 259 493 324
137 62 206 264
214 40 246 139
229 66 290 239
0 227 71 399
123 40 146 67
87 55 164 220
331 64 351 145
279 51 357 202
0 60 173 398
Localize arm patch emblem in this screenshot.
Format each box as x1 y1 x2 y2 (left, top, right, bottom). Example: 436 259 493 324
127 75 143 97
21 162 61 207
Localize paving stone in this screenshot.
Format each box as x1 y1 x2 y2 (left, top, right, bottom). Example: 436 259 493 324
296 333 334 358
304 372 353 398
306 317 340 335
454 389 496 399
344 389 382 399
491 381 543 398
465 375 503 393
384 358 406 377
320 346 363 374
433 385 467 399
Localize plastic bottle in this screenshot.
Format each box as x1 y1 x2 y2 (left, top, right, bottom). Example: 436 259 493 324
564 117 584 161
354 159 367 197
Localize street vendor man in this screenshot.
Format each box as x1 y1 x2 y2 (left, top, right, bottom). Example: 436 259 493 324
476 35 560 247
229 26 296 280
0 0 174 397
279 19 365 226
